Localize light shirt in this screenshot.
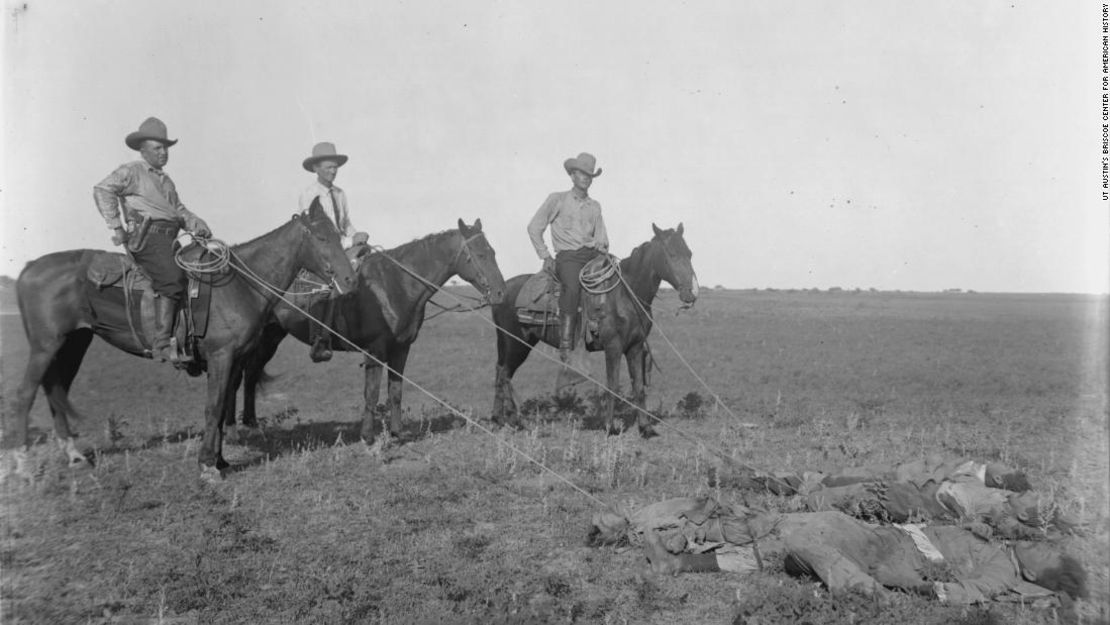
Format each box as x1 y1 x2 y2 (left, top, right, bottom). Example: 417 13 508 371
527 189 609 260
299 181 355 245
93 160 202 230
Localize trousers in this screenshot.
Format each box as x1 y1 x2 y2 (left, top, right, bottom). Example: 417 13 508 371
555 247 601 316
129 220 186 300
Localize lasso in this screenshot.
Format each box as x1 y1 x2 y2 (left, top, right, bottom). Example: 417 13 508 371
579 253 621 294
173 234 231 274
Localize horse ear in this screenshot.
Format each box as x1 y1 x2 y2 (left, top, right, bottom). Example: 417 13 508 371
676 222 684 236
473 218 482 231
307 196 323 217
652 223 662 237
457 218 469 233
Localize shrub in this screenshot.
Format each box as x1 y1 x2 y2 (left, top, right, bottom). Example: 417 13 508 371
676 391 707 419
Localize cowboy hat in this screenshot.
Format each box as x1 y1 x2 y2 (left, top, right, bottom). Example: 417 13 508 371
563 152 602 177
303 142 349 172
125 117 178 150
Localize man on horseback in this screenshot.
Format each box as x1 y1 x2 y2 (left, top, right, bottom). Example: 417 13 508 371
299 142 365 362
526 152 609 363
93 117 211 364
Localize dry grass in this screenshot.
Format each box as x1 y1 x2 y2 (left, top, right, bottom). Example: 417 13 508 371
1 290 1107 624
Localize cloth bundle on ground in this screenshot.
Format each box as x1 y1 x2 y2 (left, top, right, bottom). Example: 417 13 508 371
591 497 1087 605
708 455 1080 537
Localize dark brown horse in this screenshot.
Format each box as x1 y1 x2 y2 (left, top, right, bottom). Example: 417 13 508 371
4 201 355 481
236 219 506 442
492 223 698 436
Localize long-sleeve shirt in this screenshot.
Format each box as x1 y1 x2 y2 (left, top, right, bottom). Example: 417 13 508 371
93 161 205 231
300 181 355 246
526 189 608 260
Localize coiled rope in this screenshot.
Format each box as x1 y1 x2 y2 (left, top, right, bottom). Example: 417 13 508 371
579 254 622 295
174 236 231 274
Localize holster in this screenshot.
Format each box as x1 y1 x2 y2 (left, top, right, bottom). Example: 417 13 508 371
127 216 153 253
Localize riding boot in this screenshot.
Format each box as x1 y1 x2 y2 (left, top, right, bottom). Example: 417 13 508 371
309 299 335 363
558 312 576 363
152 295 180 363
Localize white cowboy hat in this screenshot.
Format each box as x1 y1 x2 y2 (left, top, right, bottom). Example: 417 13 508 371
303 142 349 172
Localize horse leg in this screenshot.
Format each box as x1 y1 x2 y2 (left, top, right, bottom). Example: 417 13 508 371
199 350 235 482
385 344 412 439
360 355 383 443
222 362 244 445
4 333 67 463
625 342 657 438
241 323 287 429
494 325 538 428
42 329 95 466
603 344 624 435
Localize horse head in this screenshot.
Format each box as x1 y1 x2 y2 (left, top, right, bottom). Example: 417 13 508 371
651 222 699 305
452 218 506 305
298 197 357 296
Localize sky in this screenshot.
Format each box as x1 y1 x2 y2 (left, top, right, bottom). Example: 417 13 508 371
2 1 1107 293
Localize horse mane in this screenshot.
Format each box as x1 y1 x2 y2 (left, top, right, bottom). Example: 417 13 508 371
621 237 658 272
229 214 300 250
374 229 457 258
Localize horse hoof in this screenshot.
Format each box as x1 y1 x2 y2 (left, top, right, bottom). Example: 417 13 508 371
606 426 623 437
199 465 224 484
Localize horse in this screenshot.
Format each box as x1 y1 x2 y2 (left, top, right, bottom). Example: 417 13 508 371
235 219 506 443
491 223 698 437
4 200 356 482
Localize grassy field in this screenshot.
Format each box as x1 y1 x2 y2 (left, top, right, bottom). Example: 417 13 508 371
1 288 1107 624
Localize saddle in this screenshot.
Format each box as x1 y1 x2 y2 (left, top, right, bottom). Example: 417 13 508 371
85 245 220 366
514 271 560 325
514 256 615 345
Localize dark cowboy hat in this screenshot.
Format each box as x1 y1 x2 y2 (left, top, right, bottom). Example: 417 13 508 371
303 142 349 172
563 152 602 177
125 117 178 150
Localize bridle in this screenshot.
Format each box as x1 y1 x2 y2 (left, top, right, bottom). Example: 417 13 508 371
449 231 495 299
368 229 497 304
299 214 345 293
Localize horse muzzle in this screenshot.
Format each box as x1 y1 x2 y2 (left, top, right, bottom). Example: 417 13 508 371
679 274 700 305
486 284 506 305
329 273 355 297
